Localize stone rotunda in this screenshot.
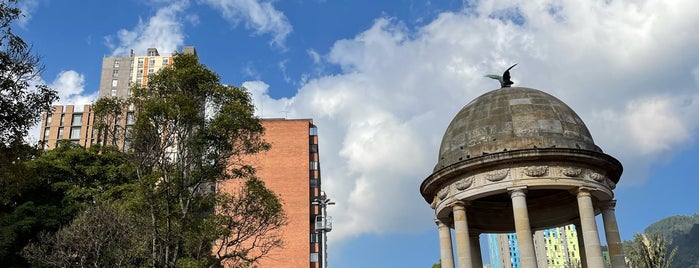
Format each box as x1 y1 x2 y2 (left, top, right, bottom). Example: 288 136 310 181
420 87 626 268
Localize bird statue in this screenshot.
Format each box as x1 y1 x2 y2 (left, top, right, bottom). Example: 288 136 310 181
485 64 517 88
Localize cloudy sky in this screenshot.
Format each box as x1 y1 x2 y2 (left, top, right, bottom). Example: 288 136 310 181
19 0 699 267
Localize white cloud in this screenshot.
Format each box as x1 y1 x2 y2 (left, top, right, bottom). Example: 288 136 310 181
49 70 97 107
202 0 292 48
247 0 699 247
105 1 188 56
17 0 39 27
27 70 97 143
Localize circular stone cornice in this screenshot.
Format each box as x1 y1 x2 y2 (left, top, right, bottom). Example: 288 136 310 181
420 147 622 203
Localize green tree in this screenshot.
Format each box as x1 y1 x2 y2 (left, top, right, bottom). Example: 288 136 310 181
22 203 150 267
626 232 678 268
0 0 57 145
92 97 129 147
1 141 137 266
212 178 287 267
129 53 278 267
0 1 58 263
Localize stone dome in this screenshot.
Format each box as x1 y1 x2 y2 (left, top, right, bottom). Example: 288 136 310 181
435 87 601 172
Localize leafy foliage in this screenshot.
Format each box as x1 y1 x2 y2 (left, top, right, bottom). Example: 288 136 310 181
22 203 150 267
92 97 129 147
213 178 287 267
0 0 57 145
626 233 677 268
128 52 279 267
626 213 699 268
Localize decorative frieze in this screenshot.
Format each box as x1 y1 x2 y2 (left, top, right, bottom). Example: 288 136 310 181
437 186 450 199
523 166 548 177
561 167 582 177
589 172 605 182
485 169 509 182
454 177 473 190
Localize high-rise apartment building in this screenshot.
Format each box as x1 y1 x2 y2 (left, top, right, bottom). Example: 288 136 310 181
38 47 195 150
487 224 583 268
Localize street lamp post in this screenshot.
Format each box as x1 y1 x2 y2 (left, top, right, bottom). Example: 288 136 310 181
313 191 335 268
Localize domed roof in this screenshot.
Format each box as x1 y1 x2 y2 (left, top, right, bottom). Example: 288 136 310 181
435 87 601 171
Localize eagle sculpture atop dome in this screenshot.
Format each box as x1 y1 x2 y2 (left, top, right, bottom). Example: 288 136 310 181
485 63 517 88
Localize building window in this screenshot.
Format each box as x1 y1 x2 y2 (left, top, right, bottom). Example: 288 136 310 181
310 253 319 263
148 68 154 74
310 161 319 170
137 69 144 76
310 179 318 188
57 127 64 138
69 127 81 139
137 58 144 67
113 60 119 68
60 114 65 125
310 144 318 153
136 78 143 86
43 128 50 139
111 88 117 96
309 125 318 136
310 233 319 243
112 69 118 78
112 79 118 88
71 114 82 126
45 115 51 126
163 58 169 65
149 59 155 65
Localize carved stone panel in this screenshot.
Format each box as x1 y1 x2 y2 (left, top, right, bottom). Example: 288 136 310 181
485 169 509 182
589 172 605 182
523 166 548 177
437 186 450 199
455 177 474 190
561 167 582 177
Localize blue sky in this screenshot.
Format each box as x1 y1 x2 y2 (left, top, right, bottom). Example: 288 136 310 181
17 0 699 267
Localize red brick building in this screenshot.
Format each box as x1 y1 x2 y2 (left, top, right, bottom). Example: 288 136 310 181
218 118 325 268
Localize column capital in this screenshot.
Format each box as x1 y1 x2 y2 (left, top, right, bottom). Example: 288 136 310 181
576 186 595 197
451 200 469 210
508 186 528 198
435 218 448 228
600 200 617 211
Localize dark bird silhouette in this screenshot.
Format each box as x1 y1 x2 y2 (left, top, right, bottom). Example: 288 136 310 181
485 64 518 88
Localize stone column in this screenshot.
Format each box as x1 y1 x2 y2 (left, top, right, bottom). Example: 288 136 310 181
509 186 538 268
575 221 587 268
601 201 626 268
436 218 456 268
470 233 482 268
577 187 605 268
452 201 473 268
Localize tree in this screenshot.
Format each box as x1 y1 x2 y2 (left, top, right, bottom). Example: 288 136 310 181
0 2 58 263
1 141 137 266
213 178 287 267
22 203 150 267
0 0 57 145
128 52 277 267
92 97 129 148
626 232 678 268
